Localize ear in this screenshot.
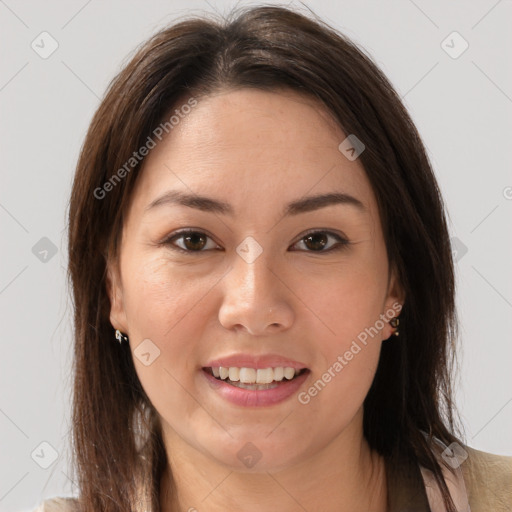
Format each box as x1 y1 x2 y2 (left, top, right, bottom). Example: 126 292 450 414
106 258 128 333
382 265 405 340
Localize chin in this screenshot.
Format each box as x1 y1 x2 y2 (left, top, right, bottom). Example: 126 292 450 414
202 437 305 474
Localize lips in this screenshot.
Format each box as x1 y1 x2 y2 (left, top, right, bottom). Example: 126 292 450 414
201 366 311 407
199 353 310 407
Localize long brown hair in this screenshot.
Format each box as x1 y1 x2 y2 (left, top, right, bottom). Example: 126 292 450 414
67 5 462 511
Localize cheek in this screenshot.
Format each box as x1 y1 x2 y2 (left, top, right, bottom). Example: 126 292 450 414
123 255 211 337
296 261 386 412
300 284 383 422
120 255 222 429
121 256 209 387
299 338 381 438
301 258 387 344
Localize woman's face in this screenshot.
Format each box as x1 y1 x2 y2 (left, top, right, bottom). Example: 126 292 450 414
107 88 403 472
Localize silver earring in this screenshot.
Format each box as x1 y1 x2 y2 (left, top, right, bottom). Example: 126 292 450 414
115 329 128 344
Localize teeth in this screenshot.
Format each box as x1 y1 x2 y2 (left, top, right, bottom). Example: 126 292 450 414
273 367 284 381
256 368 273 384
283 367 295 380
239 367 256 383
211 366 302 384
228 367 240 382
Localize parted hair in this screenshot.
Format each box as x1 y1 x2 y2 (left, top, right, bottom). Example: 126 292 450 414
67 5 461 511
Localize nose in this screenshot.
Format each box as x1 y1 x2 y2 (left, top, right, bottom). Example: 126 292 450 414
217 249 295 335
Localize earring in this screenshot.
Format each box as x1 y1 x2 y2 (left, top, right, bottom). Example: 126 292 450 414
389 317 400 337
115 329 128 344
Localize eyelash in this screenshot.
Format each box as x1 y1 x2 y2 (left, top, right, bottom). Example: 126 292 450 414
160 228 350 254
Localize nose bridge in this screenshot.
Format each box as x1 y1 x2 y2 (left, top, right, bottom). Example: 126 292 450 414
218 236 294 333
232 237 277 300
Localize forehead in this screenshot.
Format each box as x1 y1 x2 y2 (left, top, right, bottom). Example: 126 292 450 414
129 88 376 220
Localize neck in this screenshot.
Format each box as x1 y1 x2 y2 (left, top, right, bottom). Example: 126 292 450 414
159 411 387 512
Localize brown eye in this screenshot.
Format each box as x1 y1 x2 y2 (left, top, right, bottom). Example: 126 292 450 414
164 230 219 253
162 229 349 254
181 232 207 251
303 232 328 251
291 230 349 253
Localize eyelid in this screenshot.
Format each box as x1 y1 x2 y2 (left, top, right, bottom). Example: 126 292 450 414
161 228 350 254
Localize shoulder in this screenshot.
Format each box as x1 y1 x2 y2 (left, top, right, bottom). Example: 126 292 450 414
32 497 80 512
462 446 512 511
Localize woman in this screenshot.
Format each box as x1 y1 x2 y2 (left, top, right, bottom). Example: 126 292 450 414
34 5 511 512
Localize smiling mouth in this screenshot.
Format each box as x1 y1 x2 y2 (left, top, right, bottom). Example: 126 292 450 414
202 367 309 390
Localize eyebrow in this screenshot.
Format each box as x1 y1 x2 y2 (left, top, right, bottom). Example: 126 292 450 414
144 190 366 216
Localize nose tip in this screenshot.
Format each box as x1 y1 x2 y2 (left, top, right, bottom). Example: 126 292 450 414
243 308 281 335
223 303 292 335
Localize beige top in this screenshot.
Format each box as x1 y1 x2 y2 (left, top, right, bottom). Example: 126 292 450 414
32 446 511 512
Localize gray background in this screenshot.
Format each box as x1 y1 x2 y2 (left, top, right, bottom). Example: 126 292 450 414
1 0 511 510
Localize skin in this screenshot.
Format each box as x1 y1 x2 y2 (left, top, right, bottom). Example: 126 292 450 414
107 88 404 512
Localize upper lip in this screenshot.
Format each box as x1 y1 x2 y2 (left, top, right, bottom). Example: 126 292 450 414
203 354 308 370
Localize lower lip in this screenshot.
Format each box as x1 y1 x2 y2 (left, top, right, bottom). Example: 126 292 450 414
201 369 310 407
